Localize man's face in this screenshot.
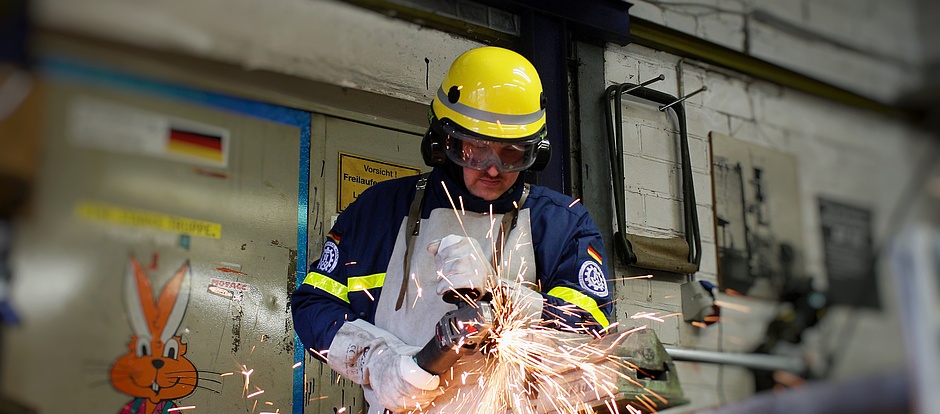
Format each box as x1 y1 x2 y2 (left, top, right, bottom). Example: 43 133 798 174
463 164 519 201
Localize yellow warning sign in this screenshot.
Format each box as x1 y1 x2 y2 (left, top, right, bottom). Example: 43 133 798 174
76 201 222 239
338 152 422 212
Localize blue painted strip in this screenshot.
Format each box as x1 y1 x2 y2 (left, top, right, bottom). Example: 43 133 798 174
39 56 311 414
294 111 311 414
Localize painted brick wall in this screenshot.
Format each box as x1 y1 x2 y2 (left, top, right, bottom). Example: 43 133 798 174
606 41 936 412
628 0 923 104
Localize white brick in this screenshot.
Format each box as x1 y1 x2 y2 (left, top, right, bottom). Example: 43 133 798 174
626 0 665 26
690 169 712 208
804 1 858 49
869 1 920 62
748 20 908 103
636 58 680 98
696 11 745 51
645 194 683 233
620 301 681 344
623 188 647 228
696 205 716 244
688 135 709 173
617 118 642 154
696 241 717 276
661 9 698 37
623 155 680 198
728 115 789 152
749 0 806 23
604 47 638 85
639 123 678 163
701 74 753 118
685 104 730 140
623 277 682 307
753 86 821 136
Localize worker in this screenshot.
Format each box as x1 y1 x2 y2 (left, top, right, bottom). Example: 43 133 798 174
292 46 612 413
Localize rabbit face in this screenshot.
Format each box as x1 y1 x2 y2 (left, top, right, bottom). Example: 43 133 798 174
111 256 197 404
110 334 197 402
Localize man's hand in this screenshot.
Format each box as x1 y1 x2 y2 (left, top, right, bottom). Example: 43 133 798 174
496 280 544 322
327 320 442 412
427 235 492 298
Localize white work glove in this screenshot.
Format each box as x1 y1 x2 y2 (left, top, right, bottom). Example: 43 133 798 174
427 234 491 299
496 279 545 323
327 319 442 412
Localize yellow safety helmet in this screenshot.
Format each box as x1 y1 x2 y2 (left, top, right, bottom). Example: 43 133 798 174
423 46 551 172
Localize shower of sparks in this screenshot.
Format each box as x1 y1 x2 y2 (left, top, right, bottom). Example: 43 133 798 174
568 198 581 208
399 179 677 414
630 312 665 323
292 361 303 369
428 275 672 414
247 389 266 399
167 406 196 412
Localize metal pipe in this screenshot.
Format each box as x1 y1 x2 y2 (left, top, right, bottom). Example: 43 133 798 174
664 346 806 373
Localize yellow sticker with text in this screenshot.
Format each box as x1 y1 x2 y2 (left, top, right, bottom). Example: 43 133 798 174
76 201 222 239
338 152 422 212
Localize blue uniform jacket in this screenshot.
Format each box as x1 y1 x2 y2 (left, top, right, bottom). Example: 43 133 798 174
292 168 613 359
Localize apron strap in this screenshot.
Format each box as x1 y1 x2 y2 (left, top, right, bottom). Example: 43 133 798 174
394 179 529 310
493 184 529 271
396 173 430 310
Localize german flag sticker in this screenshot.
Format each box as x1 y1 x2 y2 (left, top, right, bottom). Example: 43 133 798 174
167 128 225 165
587 244 602 265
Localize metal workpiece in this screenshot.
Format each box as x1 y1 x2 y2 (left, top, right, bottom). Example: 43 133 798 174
531 327 689 414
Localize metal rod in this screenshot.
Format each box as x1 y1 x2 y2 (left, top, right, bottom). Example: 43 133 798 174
658 86 707 111
664 346 806 373
612 74 665 98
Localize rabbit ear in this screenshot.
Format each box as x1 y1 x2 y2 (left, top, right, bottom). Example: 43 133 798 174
157 260 191 344
124 255 154 340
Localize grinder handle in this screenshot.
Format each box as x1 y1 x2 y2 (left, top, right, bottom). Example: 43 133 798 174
413 334 461 376
441 287 482 305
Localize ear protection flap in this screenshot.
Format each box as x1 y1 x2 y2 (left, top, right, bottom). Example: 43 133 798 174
528 138 552 171
421 127 446 167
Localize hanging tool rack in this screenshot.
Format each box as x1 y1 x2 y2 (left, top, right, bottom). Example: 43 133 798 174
603 77 703 274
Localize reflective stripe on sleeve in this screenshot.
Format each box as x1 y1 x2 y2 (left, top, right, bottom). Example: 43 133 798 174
546 286 610 329
348 273 386 292
303 272 349 303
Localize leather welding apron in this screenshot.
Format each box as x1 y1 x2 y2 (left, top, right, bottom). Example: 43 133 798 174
373 206 537 413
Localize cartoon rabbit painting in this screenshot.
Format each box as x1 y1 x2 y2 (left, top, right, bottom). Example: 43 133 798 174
110 255 197 413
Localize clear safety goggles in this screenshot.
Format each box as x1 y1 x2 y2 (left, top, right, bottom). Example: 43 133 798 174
442 125 541 173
